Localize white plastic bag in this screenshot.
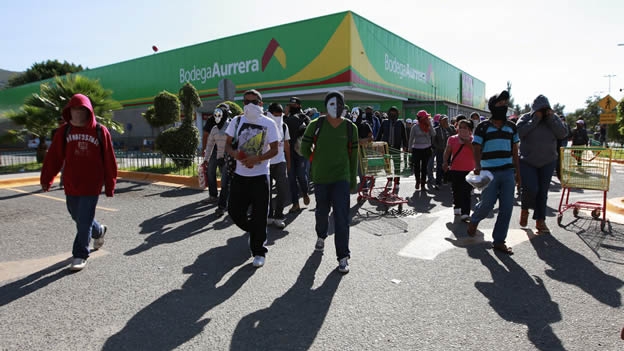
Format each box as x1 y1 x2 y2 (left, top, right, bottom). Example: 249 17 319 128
465 170 493 191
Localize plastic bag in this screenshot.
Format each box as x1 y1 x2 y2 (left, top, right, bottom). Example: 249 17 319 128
465 170 493 191
198 163 207 188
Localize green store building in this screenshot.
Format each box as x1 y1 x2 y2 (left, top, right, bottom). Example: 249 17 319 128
0 11 487 149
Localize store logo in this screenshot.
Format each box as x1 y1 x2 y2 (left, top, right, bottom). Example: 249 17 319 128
262 38 287 72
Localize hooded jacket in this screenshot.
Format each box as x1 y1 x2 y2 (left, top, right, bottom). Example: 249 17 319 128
516 95 568 167
40 94 117 196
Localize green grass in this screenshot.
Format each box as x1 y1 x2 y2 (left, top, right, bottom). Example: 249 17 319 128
0 162 42 174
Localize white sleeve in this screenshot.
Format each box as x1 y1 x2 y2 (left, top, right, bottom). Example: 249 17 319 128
284 123 291 141
266 119 279 144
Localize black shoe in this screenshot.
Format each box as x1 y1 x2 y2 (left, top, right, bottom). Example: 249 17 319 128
215 207 225 217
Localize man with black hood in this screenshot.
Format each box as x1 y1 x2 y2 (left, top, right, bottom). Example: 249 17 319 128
516 95 568 234
364 106 381 139
284 96 311 212
301 91 358 274
376 106 408 191
202 103 232 217
467 90 520 255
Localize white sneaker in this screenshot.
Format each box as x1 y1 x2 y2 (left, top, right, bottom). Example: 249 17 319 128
338 257 349 274
70 258 87 271
460 214 470 222
252 256 265 268
93 225 107 250
314 237 325 252
454 208 461 216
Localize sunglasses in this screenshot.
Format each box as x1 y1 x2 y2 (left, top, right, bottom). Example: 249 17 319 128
243 99 260 105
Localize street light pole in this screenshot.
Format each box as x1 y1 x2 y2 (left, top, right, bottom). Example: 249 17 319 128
604 74 616 94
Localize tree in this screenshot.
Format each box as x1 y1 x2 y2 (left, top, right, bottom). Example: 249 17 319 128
8 60 84 87
155 82 201 168
3 74 123 162
142 91 180 128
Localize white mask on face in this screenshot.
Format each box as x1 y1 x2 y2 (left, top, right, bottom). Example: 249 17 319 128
352 115 358 122
326 97 338 118
244 104 263 122
214 116 222 124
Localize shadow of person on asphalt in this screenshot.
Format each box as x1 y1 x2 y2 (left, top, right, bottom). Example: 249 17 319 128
467 244 565 350
0 258 71 307
229 251 343 351
126 201 218 256
110 180 146 195
528 230 623 308
102 235 255 351
408 189 435 213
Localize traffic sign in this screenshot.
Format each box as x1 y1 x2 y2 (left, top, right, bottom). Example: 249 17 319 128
598 95 618 111
600 113 617 124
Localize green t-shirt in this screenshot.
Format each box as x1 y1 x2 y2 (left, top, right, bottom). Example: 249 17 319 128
300 117 358 189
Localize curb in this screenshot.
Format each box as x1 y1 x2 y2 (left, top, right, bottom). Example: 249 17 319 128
606 197 624 215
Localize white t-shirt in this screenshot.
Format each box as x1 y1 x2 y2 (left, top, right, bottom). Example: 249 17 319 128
225 114 279 177
270 118 290 165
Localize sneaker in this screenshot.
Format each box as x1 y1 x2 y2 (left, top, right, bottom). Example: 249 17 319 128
303 194 311 206
536 220 551 234
460 214 470 222
338 257 349 274
273 218 286 229
252 255 265 268
289 203 301 213
267 217 274 226
202 196 218 204
215 207 225 217
69 258 87 271
454 208 461 216
93 225 107 250
314 237 325 252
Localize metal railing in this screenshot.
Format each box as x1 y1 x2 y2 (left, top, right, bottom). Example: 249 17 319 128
0 149 205 176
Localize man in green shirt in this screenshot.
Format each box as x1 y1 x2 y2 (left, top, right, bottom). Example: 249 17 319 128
301 91 358 273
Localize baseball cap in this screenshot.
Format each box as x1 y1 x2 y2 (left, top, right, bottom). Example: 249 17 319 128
576 119 584 125
405 118 413 123
289 97 301 104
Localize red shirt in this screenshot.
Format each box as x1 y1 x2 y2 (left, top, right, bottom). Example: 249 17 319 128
447 135 475 172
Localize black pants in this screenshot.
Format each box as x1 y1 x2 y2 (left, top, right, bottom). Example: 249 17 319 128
411 147 432 183
228 174 270 257
449 170 472 215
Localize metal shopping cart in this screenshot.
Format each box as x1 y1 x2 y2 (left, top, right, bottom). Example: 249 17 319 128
357 142 409 213
557 146 612 230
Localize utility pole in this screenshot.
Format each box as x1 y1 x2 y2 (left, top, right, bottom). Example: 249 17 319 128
604 74 616 94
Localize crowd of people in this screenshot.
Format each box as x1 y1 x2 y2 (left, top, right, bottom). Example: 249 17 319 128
43 89 581 272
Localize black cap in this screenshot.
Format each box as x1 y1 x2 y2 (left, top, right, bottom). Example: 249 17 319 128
488 90 510 111
289 97 301 104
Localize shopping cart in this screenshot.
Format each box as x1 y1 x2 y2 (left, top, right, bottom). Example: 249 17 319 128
557 146 612 230
357 141 409 213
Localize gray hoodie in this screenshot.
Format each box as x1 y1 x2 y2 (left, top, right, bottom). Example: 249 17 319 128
516 95 568 167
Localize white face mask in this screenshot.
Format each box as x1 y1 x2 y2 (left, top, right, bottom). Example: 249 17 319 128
352 116 358 122
214 117 222 124
244 104 263 122
326 97 338 118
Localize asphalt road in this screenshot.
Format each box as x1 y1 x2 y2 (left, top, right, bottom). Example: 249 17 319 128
1 165 623 351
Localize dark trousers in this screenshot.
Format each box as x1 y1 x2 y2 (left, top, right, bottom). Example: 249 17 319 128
206 148 218 197
228 174 270 257
412 147 432 183
288 152 309 204
449 170 472 215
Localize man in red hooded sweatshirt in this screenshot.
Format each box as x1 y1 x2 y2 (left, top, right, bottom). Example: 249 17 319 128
40 94 117 271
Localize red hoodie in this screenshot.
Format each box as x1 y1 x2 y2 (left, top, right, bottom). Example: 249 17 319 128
40 94 117 197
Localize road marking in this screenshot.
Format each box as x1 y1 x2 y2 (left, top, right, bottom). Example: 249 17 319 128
398 208 532 260
0 249 109 282
6 188 118 212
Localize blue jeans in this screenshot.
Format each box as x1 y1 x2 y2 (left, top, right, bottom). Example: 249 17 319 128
314 181 351 260
289 152 309 204
206 148 218 197
66 195 103 259
470 168 516 245
520 160 557 221
217 159 230 210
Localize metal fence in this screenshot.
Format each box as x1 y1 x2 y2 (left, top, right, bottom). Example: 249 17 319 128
0 149 205 176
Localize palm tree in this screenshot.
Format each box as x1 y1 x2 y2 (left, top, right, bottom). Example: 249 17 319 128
3 74 123 162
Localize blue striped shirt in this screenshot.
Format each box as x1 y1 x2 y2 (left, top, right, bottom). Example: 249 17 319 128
472 120 519 170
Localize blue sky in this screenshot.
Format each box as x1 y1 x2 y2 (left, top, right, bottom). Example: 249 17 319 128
1 0 623 113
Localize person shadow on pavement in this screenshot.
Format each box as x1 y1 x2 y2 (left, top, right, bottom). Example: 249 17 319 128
527 230 623 308
102 235 255 351
0 258 72 307
126 201 223 256
229 251 343 351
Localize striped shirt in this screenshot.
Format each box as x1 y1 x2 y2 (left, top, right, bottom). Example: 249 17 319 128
472 120 518 171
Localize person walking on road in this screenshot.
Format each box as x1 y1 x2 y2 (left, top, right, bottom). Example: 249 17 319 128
267 102 291 229
224 89 279 268
40 94 118 271
202 103 232 217
467 90 520 255
442 118 475 222
284 97 311 213
408 110 436 190
516 95 568 234
301 91 358 274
